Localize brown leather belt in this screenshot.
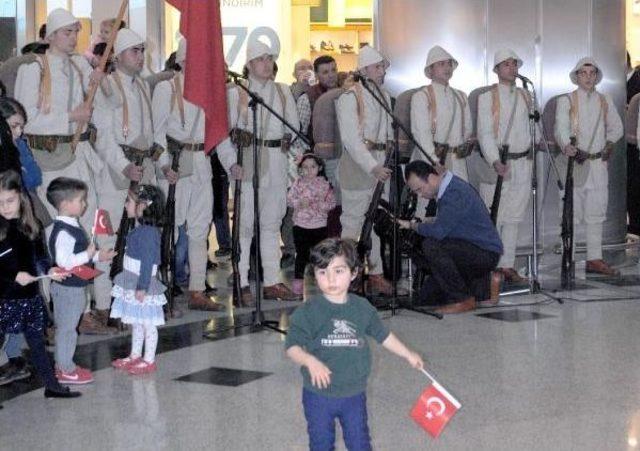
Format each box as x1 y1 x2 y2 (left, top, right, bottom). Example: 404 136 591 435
506 149 531 160
585 151 603 160
434 141 473 159
228 128 282 148
167 136 205 152
26 129 93 152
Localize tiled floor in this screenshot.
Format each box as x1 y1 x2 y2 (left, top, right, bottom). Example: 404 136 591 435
2 252 640 450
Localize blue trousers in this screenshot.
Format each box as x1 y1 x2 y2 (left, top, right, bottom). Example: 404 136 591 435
302 389 371 451
174 223 189 286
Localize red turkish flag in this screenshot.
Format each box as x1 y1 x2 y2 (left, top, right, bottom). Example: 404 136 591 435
70 265 103 281
410 381 461 438
93 209 114 236
166 0 228 153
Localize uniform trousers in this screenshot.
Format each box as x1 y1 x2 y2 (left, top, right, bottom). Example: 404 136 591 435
340 187 383 275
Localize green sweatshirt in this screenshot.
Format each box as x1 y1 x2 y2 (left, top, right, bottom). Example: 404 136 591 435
285 294 390 398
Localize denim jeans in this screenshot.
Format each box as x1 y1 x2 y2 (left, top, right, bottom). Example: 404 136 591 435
174 223 190 286
302 389 371 451
3 333 24 359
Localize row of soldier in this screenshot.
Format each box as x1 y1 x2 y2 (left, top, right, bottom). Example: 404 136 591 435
1 7 625 329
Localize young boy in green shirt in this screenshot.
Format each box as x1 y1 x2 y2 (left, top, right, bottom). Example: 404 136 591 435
285 238 424 450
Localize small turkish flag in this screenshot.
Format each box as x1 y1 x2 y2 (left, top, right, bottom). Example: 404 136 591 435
410 380 461 438
93 209 114 236
69 265 103 281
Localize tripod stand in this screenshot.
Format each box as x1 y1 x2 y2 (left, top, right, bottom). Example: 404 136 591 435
354 75 442 319
221 73 312 335
498 75 564 304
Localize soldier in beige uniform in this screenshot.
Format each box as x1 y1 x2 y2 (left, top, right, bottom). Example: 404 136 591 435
335 45 394 295
14 8 107 333
554 57 623 276
152 38 222 311
92 29 164 319
477 49 535 284
217 41 301 303
411 46 472 180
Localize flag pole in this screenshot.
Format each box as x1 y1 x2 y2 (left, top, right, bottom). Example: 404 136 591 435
71 0 129 151
420 368 435 382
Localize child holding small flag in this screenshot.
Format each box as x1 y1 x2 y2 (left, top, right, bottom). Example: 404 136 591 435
0 170 79 398
47 177 116 385
285 238 424 450
110 185 167 375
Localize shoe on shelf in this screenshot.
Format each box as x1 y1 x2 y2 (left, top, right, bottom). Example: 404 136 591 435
56 368 94 385
586 259 620 277
44 385 82 398
112 356 142 370
127 360 157 375
188 291 226 311
263 283 302 301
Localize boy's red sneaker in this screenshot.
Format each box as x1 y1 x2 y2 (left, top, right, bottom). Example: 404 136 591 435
127 360 157 375
56 368 94 385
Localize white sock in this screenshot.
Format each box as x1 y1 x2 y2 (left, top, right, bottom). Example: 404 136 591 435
143 326 158 363
131 324 144 358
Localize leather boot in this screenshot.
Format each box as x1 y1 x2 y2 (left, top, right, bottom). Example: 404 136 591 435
367 274 394 296
188 291 225 311
586 259 620 276
263 283 302 301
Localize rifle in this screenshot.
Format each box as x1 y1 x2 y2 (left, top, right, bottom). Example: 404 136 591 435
424 146 447 217
357 146 394 265
490 145 509 225
160 147 179 315
109 154 144 280
230 130 244 306
560 137 576 289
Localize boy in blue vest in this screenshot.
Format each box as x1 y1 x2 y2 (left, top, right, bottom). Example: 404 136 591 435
285 238 424 450
47 177 115 385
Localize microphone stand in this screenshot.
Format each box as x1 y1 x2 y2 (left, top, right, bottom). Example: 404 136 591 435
512 75 564 304
226 73 312 335
355 75 442 320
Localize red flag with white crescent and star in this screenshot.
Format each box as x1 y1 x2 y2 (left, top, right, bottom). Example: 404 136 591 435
410 380 461 438
93 209 114 236
165 0 228 153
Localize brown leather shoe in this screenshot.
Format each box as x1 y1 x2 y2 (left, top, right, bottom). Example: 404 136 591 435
478 272 503 307
188 291 226 311
586 259 620 276
434 296 476 314
78 312 116 335
263 283 302 301
367 274 394 296
499 267 527 284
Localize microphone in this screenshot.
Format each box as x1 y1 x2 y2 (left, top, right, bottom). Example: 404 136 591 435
516 73 533 85
226 69 246 80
